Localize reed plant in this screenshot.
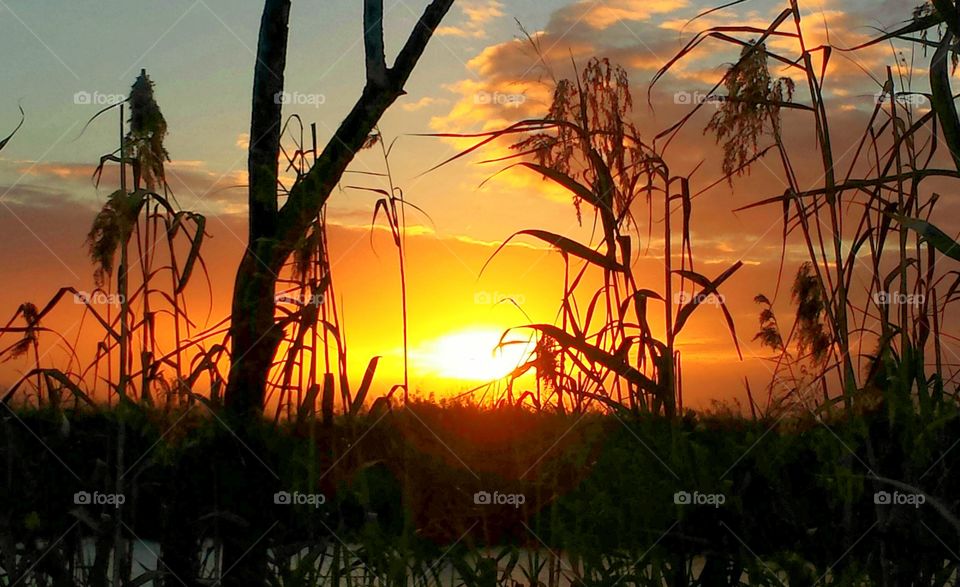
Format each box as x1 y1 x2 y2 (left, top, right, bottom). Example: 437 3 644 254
651 0 960 420
434 57 744 417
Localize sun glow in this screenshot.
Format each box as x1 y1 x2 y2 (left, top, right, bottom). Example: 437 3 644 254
414 328 535 382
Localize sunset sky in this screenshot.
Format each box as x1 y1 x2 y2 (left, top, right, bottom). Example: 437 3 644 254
1 0 954 408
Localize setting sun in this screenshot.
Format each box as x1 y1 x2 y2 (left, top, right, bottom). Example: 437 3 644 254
413 328 536 383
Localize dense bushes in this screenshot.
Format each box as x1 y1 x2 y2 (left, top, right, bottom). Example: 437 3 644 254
2 400 957 585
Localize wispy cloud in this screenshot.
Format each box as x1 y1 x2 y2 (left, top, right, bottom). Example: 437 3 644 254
400 96 450 112
6 159 248 214
554 0 690 30
437 0 505 39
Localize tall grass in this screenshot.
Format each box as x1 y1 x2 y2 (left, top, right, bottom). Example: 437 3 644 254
1 73 217 412
433 56 744 417
648 0 960 578
650 0 960 420
0 71 224 586
267 118 408 426
421 0 960 424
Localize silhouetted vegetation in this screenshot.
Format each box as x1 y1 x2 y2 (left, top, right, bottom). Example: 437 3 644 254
2 400 959 585
2 0 960 584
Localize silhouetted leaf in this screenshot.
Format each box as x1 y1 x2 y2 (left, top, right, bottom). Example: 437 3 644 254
483 229 624 276
352 356 381 415
516 162 602 209
673 262 744 358
176 213 206 293
508 324 657 395
896 215 960 261
0 105 24 153
930 33 960 172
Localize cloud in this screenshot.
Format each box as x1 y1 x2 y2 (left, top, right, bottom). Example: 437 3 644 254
400 96 450 112
653 0 922 108
551 0 690 30
432 0 938 153
3 159 249 216
437 0 504 39
0 183 91 211
427 7 693 206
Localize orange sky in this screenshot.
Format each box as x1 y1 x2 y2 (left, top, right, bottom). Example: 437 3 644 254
2 0 958 411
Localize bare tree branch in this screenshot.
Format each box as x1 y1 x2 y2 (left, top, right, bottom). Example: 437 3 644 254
364 0 388 86
391 0 456 86
275 0 455 256
247 0 290 242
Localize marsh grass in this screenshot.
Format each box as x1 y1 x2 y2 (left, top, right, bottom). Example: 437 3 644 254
2 74 217 414
651 0 960 422
431 55 747 417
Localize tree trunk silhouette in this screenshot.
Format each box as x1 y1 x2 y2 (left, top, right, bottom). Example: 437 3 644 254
225 0 455 420
221 0 455 583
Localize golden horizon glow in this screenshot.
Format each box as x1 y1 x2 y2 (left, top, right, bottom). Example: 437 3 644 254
413 327 536 383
